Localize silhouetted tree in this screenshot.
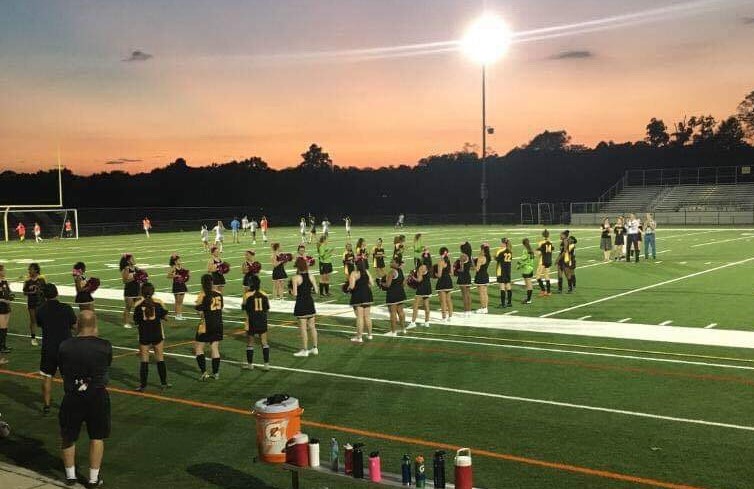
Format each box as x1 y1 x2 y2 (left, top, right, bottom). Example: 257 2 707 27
737 90 754 139
299 144 332 171
523 130 571 152
645 118 669 147
713 116 746 151
671 118 693 146
691 115 717 144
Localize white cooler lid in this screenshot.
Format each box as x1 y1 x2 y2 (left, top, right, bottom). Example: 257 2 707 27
254 396 300 414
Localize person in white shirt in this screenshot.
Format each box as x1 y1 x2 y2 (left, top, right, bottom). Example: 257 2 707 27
299 218 307 243
200 225 210 252
643 213 657 260
343 216 352 239
250 219 258 245
212 221 225 253
625 213 641 263
241 216 250 236
395 213 405 229
321 218 330 238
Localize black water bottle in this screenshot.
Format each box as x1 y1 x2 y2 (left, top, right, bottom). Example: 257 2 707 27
401 454 412 486
352 443 365 479
433 450 446 488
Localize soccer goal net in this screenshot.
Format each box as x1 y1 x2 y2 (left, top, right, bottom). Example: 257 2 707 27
2 208 79 242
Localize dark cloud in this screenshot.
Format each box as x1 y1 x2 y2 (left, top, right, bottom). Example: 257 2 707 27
549 50 594 60
105 158 142 165
123 50 153 62
743 17 754 24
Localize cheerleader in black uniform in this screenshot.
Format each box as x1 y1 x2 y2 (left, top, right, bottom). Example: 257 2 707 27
393 235 406 260
474 244 491 314
291 257 318 357
194 274 224 380
408 252 432 328
241 250 260 294
372 238 386 278
348 257 374 343
435 247 453 322
120 254 140 329
456 242 473 317
22 263 45 345
167 254 188 320
207 246 226 294
133 283 170 391
271 243 288 301
0 264 12 359
383 255 407 336
343 242 355 276
355 238 369 269
72 262 94 311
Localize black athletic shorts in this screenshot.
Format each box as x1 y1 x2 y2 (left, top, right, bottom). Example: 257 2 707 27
59 389 111 443
497 269 511 284
39 349 60 377
522 272 534 279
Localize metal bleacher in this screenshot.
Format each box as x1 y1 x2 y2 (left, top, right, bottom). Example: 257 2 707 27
569 165 754 225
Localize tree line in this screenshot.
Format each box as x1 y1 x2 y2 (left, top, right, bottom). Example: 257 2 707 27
3 91 754 223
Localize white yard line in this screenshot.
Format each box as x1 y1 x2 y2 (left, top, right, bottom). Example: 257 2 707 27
618 318 632 323
504 310 519 315
705 323 718 329
659 320 673 326
577 315 592 320
691 236 754 248
540 256 754 319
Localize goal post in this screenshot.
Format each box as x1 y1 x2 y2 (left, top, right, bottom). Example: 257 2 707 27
2 208 79 242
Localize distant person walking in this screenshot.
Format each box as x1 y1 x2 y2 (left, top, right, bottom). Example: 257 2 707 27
230 217 240 243
37 284 78 415
644 213 657 259
15 222 26 242
241 215 249 236
34 222 43 243
343 216 352 239
142 217 151 238
260 216 269 243
212 221 225 252
250 217 259 244
395 213 405 229
64 219 74 238
58 310 112 488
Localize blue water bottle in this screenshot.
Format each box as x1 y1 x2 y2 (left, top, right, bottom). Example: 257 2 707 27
401 454 412 486
330 438 339 472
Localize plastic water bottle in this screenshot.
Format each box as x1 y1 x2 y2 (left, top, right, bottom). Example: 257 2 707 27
369 451 382 483
330 438 339 472
401 454 412 486
433 450 446 488
415 455 426 488
352 443 365 479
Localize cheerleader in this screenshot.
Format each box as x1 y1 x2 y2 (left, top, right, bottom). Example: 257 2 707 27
408 252 432 328
308 214 317 243
347 257 373 343
456 242 473 316
495 239 513 308
435 247 453 322
133 283 170 391
291 257 318 357
72 262 94 311
201 225 210 252
297 243 306 259
194 274 224 380
517 239 536 304
241 275 271 370
212 220 225 252
167 254 188 320
412 233 423 269
317 236 333 296
299 218 307 243
393 234 406 260
372 238 386 278
207 247 227 294
343 242 356 276
23 263 46 345
474 243 491 314
0 264 12 357
120 254 140 329
241 250 260 294
383 255 406 336
271 243 288 300
343 216 352 238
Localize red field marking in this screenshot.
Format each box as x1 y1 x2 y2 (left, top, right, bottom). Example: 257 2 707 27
0 368 708 489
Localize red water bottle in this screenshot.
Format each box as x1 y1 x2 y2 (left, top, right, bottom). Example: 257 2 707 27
344 443 354 475
454 448 473 489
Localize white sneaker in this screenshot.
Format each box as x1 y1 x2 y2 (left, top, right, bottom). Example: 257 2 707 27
406 322 417 330
475 308 488 314
293 349 309 357
309 347 319 356
423 322 430 328
124 324 133 329
175 314 184 321
384 331 397 337
31 338 39 347
262 363 270 371
445 316 453 323
366 334 374 340
350 336 363 344
401 328 407 334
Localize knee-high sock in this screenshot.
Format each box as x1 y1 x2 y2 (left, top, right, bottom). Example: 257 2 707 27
506 290 512 305
157 361 167 384
500 290 506 306
196 354 206 373
526 289 532 301
0 329 7 349
246 346 254 364
211 357 221 374
263 345 270 363
545 281 551 293
537 279 545 291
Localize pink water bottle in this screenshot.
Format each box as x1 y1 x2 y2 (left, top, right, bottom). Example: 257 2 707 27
454 448 473 489
369 451 382 483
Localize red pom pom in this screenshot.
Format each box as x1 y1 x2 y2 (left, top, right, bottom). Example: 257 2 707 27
250 261 262 274
84 277 100 293
406 271 419 289
305 255 315 267
134 269 149 284
452 259 462 276
175 269 190 283
218 262 230 275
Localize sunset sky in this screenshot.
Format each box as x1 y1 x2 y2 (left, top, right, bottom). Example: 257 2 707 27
1 0 754 174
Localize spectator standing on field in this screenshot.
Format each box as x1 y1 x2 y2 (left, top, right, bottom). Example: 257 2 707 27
230 217 241 244
644 213 657 259
625 213 641 263
142 217 151 238
600 218 612 262
58 310 112 488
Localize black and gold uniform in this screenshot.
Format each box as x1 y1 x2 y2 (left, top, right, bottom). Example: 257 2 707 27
357 245 370 269
242 261 257 289
537 240 553 269
614 225 626 246
195 290 224 342
372 246 386 270
343 250 355 276
134 298 168 345
495 248 513 284
456 256 472 286
0 280 13 315
23 276 46 310
385 268 406 305
242 290 270 335
172 266 189 294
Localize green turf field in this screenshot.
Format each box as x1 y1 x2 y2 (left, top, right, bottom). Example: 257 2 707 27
1 225 754 489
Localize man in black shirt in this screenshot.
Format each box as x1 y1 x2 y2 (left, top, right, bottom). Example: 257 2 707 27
58 310 112 488
37 283 77 415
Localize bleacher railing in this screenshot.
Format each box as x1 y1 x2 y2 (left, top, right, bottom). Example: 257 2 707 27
624 165 754 187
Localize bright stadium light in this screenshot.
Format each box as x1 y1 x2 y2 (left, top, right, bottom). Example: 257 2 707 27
462 13 512 65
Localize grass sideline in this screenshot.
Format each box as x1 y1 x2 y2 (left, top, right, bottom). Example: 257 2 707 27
1 225 753 488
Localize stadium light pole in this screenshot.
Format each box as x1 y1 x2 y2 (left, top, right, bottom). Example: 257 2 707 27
462 13 512 225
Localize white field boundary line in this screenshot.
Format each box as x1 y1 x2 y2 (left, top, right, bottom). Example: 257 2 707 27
8 331 753 433
540 256 754 318
13 305 754 373
691 236 754 248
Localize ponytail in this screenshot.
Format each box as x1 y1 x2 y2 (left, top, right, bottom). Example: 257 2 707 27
200 274 214 308
141 282 155 318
